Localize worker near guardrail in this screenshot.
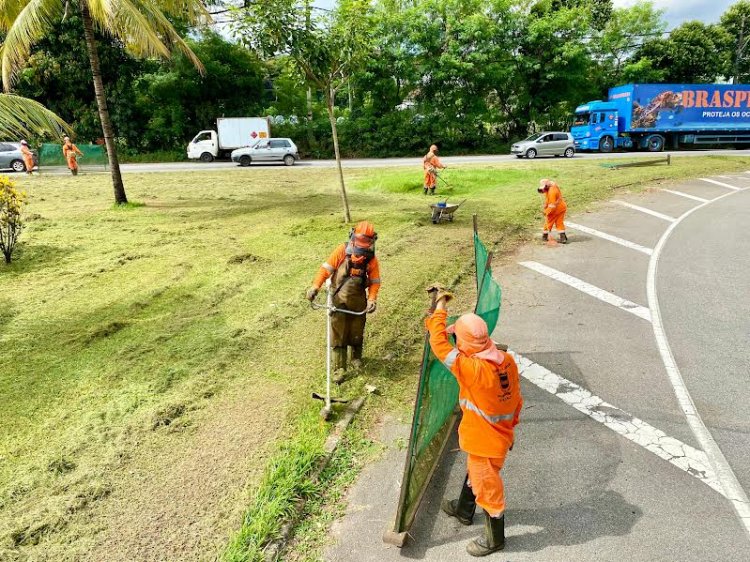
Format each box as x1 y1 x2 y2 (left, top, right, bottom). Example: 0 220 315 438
20 141 34 175
306 221 381 382
425 285 522 557
424 144 446 195
62 136 83 176
539 178 568 244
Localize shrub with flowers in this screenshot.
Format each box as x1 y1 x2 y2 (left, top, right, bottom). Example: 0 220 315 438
0 175 27 264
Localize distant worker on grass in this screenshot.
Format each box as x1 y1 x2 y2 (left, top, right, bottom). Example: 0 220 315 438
425 285 523 557
424 144 446 195
306 221 381 383
62 136 83 176
538 178 568 244
20 140 34 175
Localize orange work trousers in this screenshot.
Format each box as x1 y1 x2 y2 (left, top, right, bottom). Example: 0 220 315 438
467 453 507 518
543 211 566 234
424 170 437 188
67 155 79 172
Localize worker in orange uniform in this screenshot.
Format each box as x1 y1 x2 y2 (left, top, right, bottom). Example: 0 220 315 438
423 144 446 195
19 140 34 175
538 178 568 243
425 285 523 557
62 136 83 176
306 221 381 382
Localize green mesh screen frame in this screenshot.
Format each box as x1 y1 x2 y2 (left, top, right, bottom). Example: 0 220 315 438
391 219 502 536
38 143 108 168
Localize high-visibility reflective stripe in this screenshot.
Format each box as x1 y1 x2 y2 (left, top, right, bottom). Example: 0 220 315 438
322 262 335 273
459 398 515 425
368 277 381 285
443 348 460 370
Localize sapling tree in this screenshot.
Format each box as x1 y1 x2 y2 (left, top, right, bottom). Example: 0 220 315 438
0 176 27 264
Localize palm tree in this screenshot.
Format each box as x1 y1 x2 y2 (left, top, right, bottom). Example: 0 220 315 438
0 0 208 204
0 93 70 139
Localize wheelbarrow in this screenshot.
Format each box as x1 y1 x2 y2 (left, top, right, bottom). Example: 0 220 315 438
429 199 466 224
310 278 368 420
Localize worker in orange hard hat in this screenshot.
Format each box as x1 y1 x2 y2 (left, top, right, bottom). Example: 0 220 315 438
306 221 381 383
19 140 34 175
423 144 446 195
538 178 568 244
425 284 523 557
62 136 83 176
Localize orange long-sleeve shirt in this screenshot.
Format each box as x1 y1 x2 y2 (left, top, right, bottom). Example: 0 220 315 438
312 243 381 300
426 310 522 458
544 183 567 216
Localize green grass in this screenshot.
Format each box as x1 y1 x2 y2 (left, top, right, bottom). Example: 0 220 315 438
1 155 748 560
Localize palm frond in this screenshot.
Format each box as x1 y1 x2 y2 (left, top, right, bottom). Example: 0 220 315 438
0 93 71 138
1 0 63 90
0 0 27 30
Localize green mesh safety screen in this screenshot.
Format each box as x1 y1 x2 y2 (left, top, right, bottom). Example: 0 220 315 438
38 143 108 168
391 222 502 536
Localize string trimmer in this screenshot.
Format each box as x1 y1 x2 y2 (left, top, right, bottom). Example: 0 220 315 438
310 278 368 421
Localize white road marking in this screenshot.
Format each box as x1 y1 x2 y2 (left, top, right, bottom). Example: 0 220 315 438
613 200 676 222
519 261 652 322
648 188 750 537
700 178 742 191
662 189 709 203
567 222 653 255
513 352 724 496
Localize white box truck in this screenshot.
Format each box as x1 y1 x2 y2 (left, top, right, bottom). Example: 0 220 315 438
187 117 270 162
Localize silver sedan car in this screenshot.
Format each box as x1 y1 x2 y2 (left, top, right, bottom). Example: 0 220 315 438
0 142 37 172
511 132 575 159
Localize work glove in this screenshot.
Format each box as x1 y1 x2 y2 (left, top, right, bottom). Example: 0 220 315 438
306 287 319 302
425 283 454 303
366 300 377 313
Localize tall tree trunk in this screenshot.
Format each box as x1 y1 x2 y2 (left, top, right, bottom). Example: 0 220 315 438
325 88 350 223
79 1 128 205
306 87 315 148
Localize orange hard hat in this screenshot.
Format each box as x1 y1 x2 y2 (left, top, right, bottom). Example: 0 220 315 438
354 221 376 238
453 313 492 356
430 144 439 152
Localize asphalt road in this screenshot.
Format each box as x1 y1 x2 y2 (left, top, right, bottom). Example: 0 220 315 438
97 148 750 173
326 172 750 561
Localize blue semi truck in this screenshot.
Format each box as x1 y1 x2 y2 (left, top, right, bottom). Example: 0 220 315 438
572 83 750 152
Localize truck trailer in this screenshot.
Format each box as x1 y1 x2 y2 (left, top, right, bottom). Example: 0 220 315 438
572 83 750 152
187 117 270 161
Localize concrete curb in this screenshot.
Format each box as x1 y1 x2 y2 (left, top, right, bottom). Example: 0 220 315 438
263 395 368 562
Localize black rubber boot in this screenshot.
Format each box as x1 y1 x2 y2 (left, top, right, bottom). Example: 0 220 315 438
542 232 549 242
466 513 505 557
559 232 568 244
332 347 348 384
424 188 429 195
441 476 476 525
430 187 436 195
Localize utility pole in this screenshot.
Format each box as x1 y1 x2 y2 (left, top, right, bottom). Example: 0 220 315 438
305 0 315 148
735 14 747 84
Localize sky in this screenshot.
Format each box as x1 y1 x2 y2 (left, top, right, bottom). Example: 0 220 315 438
612 0 735 27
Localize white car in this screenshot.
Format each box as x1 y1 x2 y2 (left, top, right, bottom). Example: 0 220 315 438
231 138 300 167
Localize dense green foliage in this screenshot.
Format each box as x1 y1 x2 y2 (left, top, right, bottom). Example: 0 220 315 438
8 1 750 158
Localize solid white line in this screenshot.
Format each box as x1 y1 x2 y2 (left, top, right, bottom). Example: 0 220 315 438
648 188 750 537
519 261 652 322
700 178 742 191
567 222 653 255
662 189 709 203
613 200 676 222
512 352 724 496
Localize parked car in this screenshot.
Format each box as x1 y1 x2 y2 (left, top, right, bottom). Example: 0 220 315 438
231 138 300 167
0 142 38 172
511 132 575 159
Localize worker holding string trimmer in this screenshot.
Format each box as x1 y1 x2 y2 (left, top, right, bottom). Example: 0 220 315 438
424 284 523 557
424 144 447 195
306 221 381 383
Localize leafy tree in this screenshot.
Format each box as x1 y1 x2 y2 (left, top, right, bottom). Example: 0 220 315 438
720 0 750 83
236 0 374 223
0 0 208 204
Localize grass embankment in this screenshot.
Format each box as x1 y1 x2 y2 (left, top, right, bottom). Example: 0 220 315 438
0 156 746 561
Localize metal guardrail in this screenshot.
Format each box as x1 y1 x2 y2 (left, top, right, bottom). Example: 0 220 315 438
601 154 671 169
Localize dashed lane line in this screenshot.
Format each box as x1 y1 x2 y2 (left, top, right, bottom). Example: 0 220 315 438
513 352 724 496
519 261 652 322
613 200 676 222
566 222 653 255
700 178 742 191
662 189 710 203
648 188 750 537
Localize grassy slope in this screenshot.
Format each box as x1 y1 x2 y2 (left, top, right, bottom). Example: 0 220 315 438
0 156 747 560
